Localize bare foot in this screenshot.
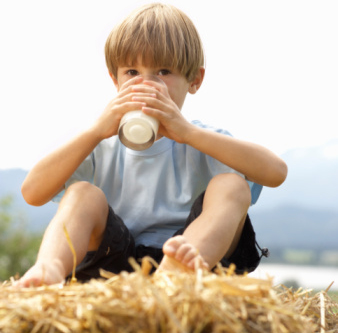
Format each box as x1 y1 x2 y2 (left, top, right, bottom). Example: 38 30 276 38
14 260 66 288
157 235 209 273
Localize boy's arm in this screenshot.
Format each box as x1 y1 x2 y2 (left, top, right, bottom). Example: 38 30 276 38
140 80 287 188
21 128 103 206
184 126 287 188
22 76 154 206
145 99 287 187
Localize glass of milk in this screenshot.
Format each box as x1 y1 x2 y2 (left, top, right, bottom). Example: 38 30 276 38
118 75 164 150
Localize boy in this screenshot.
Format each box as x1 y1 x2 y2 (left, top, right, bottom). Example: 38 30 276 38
18 3 287 287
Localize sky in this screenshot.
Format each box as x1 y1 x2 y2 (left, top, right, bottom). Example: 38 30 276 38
0 0 337 170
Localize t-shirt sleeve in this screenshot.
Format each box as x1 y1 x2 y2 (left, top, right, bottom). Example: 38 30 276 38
52 152 95 203
246 180 263 205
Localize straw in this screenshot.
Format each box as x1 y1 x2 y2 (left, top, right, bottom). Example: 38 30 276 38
320 292 325 333
0 259 337 333
62 223 77 284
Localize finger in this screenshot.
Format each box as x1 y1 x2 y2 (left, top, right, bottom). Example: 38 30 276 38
113 91 151 109
131 84 158 94
117 102 147 116
131 92 169 110
119 76 143 91
131 92 157 101
117 83 154 101
117 77 155 98
141 103 174 122
143 79 170 97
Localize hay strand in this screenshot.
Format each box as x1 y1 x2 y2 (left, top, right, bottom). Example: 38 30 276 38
320 292 325 333
62 223 77 284
325 281 335 293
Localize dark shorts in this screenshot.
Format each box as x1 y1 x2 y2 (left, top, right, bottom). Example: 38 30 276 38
71 192 263 282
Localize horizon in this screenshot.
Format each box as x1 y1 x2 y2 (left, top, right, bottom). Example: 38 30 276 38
2 137 338 171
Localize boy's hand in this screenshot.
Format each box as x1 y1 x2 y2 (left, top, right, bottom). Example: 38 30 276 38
92 77 161 140
132 78 194 144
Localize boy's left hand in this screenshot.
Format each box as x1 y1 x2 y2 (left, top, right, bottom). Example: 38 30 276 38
131 79 194 144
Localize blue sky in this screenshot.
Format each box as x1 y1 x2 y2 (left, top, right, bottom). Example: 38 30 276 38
1 0 337 169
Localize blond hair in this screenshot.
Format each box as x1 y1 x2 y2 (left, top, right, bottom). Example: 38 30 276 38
105 3 204 82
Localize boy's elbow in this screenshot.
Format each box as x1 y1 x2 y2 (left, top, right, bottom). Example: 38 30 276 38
21 181 45 206
270 160 288 188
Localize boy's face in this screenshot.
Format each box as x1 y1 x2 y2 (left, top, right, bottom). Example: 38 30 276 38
111 57 204 110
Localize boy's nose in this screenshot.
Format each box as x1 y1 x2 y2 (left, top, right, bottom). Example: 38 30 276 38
139 71 157 78
138 74 166 86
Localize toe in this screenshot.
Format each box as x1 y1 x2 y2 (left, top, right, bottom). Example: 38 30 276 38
162 235 186 257
175 243 193 261
177 245 198 264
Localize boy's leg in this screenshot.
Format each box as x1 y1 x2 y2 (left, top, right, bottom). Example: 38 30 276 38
17 181 109 287
158 173 251 272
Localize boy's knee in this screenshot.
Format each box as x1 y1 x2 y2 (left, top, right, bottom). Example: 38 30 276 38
209 173 251 207
66 181 98 194
63 182 107 206
62 182 109 227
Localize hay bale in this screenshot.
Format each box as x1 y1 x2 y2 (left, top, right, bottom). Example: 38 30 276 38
0 261 336 333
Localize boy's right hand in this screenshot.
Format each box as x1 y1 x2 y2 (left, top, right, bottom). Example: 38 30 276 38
92 76 158 140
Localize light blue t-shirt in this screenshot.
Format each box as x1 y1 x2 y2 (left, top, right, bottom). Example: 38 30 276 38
54 120 262 248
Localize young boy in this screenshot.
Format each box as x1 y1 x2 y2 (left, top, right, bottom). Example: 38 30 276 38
17 3 287 287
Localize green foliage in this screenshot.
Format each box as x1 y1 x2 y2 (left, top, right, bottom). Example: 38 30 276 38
0 196 41 281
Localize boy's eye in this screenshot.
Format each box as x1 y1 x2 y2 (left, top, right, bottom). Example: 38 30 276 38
158 69 171 76
126 69 139 76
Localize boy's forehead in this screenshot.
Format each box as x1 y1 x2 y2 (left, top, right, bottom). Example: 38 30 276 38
121 53 173 69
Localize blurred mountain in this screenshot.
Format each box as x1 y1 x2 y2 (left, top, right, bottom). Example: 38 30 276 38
1 140 338 252
250 205 338 249
252 138 338 212
250 139 338 254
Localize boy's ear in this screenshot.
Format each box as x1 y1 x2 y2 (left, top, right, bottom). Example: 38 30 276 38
188 67 205 94
109 72 120 91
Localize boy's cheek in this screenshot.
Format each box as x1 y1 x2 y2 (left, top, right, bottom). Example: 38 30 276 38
111 74 119 90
